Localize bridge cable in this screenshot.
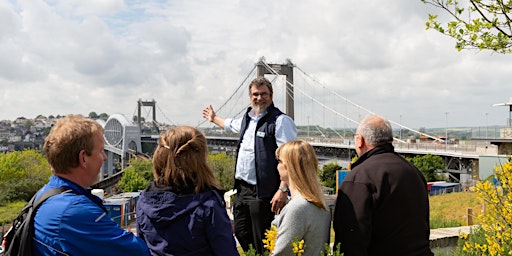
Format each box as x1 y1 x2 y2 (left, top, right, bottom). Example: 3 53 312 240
294 64 443 142
196 65 257 127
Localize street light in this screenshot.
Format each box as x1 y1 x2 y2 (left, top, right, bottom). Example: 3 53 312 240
399 114 402 141
445 112 448 150
485 112 489 139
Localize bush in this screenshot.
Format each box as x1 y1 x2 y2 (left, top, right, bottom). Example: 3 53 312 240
455 158 512 255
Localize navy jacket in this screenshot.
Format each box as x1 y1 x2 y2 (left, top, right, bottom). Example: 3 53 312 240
235 103 283 198
136 182 239 256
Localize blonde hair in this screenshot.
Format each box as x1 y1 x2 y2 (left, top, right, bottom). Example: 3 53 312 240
275 140 327 210
152 126 220 193
43 115 103 174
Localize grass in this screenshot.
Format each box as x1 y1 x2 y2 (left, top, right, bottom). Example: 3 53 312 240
429 191 482 228
0 201 26 226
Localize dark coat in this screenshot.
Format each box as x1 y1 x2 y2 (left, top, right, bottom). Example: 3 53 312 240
136 182 239 256
333 143 434 256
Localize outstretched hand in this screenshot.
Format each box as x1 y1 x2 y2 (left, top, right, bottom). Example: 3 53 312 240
202 105 216 122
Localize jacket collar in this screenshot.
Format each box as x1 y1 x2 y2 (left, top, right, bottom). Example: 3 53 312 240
352 143 395 169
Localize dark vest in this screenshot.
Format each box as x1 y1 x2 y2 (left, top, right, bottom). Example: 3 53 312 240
235 103 283 198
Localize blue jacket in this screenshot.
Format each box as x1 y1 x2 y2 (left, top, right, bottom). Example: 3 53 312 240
136 182 239 256
33 175 150 256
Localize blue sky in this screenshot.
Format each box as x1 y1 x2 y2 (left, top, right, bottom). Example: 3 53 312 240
1 0 511 129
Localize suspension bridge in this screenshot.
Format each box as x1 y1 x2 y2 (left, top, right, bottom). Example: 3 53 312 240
94 57 512 190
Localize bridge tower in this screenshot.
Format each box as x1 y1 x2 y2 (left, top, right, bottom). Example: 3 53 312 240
256 58 295 120
137 99 159 134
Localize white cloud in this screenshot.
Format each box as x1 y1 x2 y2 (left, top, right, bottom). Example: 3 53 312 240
0 0 510 130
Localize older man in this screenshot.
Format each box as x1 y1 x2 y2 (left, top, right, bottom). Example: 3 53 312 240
333 115 433 256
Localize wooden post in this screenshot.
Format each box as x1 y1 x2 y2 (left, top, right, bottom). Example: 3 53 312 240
467 208 473 226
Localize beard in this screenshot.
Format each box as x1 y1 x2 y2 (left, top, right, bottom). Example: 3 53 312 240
251 101 270 114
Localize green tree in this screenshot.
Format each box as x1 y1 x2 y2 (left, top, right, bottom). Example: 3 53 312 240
422 0 512 53
98 113 109 120
319 161 342 190
88 112 98 119
118 167 149 192
408 154 445 181
117 158 152 192
0 150 51 204
208 152 235 191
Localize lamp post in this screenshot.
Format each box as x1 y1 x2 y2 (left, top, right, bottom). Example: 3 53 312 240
485 112 489 139
307 116 310 138
399 114 402 141
445 112 448 150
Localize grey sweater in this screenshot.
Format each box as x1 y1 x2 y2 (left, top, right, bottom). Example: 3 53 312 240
271 194 331 256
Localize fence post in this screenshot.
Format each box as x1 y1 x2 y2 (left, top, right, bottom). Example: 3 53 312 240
467 208 473 226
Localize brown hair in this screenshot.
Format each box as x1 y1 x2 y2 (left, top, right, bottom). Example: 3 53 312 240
153 126 220 193
248 76 273 96
43 115 103 174
275 140 327 210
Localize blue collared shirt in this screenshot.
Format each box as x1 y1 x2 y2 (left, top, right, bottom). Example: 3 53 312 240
223 109 296 184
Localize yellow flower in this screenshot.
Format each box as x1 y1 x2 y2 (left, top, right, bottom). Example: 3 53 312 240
263 226 278 255
292 238 305 256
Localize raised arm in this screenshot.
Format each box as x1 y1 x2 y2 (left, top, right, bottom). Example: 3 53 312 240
202 105 226 128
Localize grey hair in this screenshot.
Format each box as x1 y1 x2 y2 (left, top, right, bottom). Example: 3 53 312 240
357 115 393 146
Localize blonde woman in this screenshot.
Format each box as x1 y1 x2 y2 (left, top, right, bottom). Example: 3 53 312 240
136 126 239 256
272 140 331 256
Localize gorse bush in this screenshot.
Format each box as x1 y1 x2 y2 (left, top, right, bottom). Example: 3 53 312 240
455 158 512 255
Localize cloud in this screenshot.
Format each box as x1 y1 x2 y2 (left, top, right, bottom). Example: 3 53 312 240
0 0 510 130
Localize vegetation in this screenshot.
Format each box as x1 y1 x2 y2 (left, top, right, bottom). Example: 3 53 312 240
208 152 235 191
429 191 481 229
0 149 51 205
319 161 342 190
450 158 512 255
408 154 446 181
422 0 512 53
0 201 25 225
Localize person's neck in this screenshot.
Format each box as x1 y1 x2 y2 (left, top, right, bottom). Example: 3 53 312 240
55 173 89 189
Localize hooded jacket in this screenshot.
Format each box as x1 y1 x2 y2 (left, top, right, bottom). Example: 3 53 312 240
136 181 239 256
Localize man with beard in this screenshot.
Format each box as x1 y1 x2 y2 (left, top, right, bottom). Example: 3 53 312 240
202 77 297 254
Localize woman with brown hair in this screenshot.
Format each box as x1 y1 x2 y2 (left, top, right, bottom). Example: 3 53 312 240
136 126 239 256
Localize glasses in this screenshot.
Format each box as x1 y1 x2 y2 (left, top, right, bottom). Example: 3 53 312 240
251 92 270 98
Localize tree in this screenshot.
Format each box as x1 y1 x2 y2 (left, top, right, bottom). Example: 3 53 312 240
422 0 512 53
98 113 109 120
208 152 235 191
0 150 51 204
118 167 149 192
319 161 342 190
117 158 152 192
408 154 445 181
88 112 98 119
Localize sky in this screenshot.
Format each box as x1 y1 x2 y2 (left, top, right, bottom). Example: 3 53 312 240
1 0 511 130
